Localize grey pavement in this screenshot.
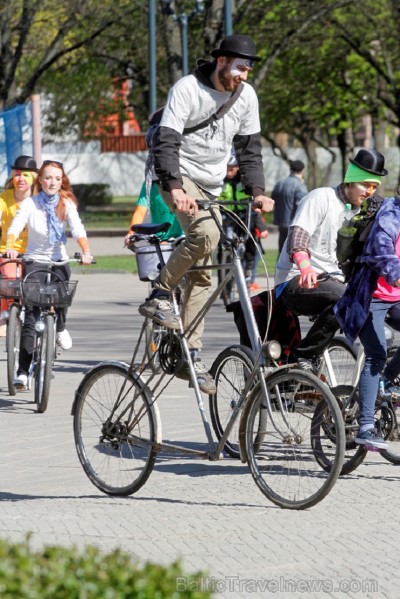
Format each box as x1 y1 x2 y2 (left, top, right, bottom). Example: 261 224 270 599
0 263 398 599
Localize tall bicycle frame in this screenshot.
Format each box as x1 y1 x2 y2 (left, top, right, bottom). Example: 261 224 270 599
73 199 346 510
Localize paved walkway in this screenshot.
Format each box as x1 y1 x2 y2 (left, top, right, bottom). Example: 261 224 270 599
0 267 397 599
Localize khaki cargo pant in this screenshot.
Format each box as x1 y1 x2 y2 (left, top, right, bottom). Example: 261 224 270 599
156 176 222 350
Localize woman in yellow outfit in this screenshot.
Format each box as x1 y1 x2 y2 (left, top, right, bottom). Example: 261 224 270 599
0 156 38 335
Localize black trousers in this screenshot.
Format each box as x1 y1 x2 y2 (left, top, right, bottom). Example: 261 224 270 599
280 275 346 360
18 261 71 374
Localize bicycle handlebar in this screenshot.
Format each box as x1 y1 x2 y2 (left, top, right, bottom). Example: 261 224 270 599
17 253 97 266
196 197 263 210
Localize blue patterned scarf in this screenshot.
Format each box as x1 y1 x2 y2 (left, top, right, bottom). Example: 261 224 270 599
37 190 67 244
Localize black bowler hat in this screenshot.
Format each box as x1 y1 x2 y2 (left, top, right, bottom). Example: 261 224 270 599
210 34 261 62
10 155 38 172
349 149 388 176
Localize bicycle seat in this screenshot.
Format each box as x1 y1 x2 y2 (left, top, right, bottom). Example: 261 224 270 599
130 222 171 235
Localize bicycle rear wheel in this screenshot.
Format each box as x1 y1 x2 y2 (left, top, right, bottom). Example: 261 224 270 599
319 338 357 387
144 318 163 373
312 385 367 476
6 303 22 396
73 363 157 496
34 315 54 413
210 345 265 458
243 369 345 509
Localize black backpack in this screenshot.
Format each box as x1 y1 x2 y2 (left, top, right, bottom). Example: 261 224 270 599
336 194 384 280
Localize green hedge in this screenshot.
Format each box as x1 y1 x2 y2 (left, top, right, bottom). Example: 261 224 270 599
72 183 113 209
0 537 212 598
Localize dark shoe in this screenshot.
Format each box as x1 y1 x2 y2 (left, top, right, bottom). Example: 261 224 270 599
296 357 314 372
139 297 180 329
176 358 216 394
355 428 388 450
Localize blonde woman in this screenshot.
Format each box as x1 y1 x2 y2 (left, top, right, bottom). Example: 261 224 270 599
0 155 38 335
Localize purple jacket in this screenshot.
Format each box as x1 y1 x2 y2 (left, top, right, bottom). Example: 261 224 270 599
334 196 400 344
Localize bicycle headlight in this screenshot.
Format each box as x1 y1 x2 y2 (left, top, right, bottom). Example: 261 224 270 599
262 340 281 360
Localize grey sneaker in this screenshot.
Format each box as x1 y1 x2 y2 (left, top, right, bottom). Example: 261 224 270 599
138 297 181 330
355 428 388 450
176 358 216 394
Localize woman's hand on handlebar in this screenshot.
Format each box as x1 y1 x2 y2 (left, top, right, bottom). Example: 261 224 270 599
81 252 94 265
253 194 275 213
171 189 198 217
5 248 18 260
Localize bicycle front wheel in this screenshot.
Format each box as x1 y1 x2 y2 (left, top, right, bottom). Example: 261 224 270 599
6 303 22 396
379 400 400 465
319 338 357 387
73 364 157 496
243 369 345 510
34 315 54 413
210 345 264 459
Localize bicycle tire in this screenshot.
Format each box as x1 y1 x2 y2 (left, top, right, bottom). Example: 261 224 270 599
379 397 400 465
144 318 162 373
6 303 22 396
218 247 235 307
243 368 345 509
34 314 54 413
73 363 158 496
209 345 265 458
319 338 357 387
312 385 367 476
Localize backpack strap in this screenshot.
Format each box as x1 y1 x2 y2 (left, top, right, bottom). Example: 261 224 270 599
183 83 244 135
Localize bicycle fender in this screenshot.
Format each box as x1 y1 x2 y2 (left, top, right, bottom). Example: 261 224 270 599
71 360 162 442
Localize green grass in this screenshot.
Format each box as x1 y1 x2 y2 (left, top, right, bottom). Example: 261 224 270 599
71 250 278 275
80 197 274 230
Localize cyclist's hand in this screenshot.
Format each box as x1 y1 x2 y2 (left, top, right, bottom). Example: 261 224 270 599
124 233 133 247
81 253 94 265
299 269 318 289
171 189 198 217
5 248 18 259
254 194 275 213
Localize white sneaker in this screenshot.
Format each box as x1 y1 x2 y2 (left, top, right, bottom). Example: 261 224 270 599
56 329 72 350
14 373 28 389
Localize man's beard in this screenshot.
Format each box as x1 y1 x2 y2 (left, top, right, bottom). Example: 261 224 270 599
218 65 239 92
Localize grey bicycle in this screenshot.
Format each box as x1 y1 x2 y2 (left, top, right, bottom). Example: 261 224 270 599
72 198 346 510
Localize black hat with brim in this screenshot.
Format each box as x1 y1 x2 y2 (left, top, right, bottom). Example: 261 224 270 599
10 155 38 172
349 149 388 176
210 34 261 62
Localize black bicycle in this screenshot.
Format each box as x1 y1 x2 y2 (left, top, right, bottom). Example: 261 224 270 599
20 257 80 412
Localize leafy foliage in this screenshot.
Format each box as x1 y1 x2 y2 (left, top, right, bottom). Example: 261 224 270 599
0 537 212 598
